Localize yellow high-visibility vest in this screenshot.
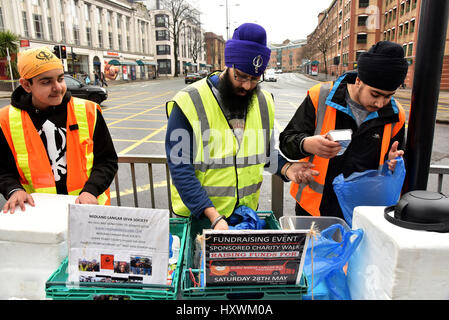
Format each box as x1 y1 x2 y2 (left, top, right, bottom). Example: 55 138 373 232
166 76 274 217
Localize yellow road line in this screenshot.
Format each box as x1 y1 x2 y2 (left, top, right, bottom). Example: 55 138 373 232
105 118 165 122
103 91 173 112
113 139 164 143
108 104 163 126
109 126 164 130
110 180 167 199
119 124 167 154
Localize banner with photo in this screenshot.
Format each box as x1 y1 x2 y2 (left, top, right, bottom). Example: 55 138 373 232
68 204 169 285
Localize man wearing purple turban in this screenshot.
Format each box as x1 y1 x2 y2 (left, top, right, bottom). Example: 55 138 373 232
165 23 318 230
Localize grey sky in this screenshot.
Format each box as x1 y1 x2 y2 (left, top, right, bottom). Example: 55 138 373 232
192 0 332 43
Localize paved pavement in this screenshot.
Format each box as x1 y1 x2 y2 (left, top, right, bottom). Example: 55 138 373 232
1 75 448 123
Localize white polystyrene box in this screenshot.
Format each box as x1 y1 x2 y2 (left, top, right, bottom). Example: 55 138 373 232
0 193 77 300
347 206 449 300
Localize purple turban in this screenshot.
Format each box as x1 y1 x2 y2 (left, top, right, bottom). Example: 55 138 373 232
225 23 271 77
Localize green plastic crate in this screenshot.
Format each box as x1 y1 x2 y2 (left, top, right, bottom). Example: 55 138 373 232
45 218 188 300
181 211 308 300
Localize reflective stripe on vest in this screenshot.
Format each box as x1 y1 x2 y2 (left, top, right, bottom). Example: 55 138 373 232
289 82 405 216
166 77 274 217
0 98 110 205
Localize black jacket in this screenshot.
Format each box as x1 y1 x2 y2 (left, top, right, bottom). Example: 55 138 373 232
279 72 405 219
0 86 118 200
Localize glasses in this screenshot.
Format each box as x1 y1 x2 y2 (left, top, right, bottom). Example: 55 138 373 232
232 65 264 84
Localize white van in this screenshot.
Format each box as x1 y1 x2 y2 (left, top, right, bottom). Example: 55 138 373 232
265 69 277 82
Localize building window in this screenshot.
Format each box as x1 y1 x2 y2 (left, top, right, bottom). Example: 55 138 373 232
157 44 171 55
408 42 413 56
118 34 122 50
47 17 54 40
60 21 66 42
96 8 101 25
359 0 369 8
73 26 80 45
357 33 367 44
33 14 43 39
84 3 90 20
410 19 415 33
98 30 103 48
155 14 169 28
0 8 4 31
86 27 91 46
157 59 171 74
108 32 113 48
156 29 169 41
358 15 368 26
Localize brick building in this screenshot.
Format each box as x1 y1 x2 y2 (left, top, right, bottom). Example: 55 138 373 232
307 0 449 90
204 32 225 72
268 39 306 73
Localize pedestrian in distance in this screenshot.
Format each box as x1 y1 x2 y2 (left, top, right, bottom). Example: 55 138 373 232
94 70 99 86
0 46 118 213
165 23 319 230
279 41 409 219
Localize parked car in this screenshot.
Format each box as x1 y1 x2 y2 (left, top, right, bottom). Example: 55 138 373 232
185 73 202 84
64 74 108 105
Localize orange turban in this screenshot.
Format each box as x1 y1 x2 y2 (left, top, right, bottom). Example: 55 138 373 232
18 46 64 79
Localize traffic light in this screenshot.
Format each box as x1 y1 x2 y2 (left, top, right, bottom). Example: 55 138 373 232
53 45 61 58
60 45 67 59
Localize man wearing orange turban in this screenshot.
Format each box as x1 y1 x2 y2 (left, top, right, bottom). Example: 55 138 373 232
0 46 118 213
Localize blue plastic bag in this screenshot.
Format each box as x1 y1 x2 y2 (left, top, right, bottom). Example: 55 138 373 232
303 224 364 300
228 205 266 230
333 156 406 227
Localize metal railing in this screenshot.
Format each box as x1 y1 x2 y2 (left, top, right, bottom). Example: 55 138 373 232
113 155 449 219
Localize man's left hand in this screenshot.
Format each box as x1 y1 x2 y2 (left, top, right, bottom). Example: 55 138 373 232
75 192 99 205
285 162 319 184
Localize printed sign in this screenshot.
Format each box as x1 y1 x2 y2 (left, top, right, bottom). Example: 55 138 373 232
68 204 169 285
202 230 309 287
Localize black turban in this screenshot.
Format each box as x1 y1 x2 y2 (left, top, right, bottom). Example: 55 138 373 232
357 41 409 91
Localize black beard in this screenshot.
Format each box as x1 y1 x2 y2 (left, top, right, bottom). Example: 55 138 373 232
217 69 258 118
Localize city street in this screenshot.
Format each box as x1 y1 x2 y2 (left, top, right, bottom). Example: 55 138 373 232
0 73 448 212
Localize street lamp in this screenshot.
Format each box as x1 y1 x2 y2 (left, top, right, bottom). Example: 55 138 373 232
219 0 240 40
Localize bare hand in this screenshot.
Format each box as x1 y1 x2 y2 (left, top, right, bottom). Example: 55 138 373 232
387 141 404 172
303 135 341 159
3 190 35 214
75 192 99 205
204 207 229 230
285 162 319 184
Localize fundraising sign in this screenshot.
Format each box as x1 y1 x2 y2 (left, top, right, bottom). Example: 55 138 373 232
202 230 309 287
68 204 169 285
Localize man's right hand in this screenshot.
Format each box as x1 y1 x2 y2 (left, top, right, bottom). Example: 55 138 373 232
204 207 229 230
303 135 341 159
2 190 35 214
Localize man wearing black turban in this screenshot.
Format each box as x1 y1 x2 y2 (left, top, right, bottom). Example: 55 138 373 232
279 41 408 220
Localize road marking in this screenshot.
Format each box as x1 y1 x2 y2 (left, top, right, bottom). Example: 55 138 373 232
110 180 167 199
113 138 164 143
107 104 164 126
119 124 167 154
103 91 173 112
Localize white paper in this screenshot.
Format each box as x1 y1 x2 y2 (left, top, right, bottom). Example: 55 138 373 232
67 204 169 285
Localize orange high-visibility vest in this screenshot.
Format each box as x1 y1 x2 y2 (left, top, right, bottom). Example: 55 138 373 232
290 81 405 216
0 97 110 205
